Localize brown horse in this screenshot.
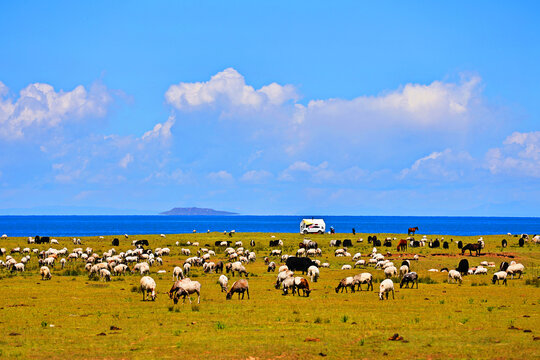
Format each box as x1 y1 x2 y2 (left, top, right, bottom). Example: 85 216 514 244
461 243 481 256
396 239 408 252
408 226 419 235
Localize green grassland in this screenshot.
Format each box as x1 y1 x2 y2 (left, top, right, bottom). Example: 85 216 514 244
0 232 539 359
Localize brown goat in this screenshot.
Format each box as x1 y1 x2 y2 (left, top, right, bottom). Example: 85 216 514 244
226 279 250 300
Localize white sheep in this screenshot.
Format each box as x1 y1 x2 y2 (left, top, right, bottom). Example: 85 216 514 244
307 265 319 282
114 264 129 275
492 271 507 285
218 274 228 292
183 262 191 275
474 266 488 275
140 276 156 301
172 266 184 280
321 263 330 268
40 266 51 280
281 276 295 295
173 280 201 304
399 265 409 276
100 269 111 281
275 270 294 289
342 264 352 270
379 279 394 300
352 253 362 261
448 269 462 284
12 263 25 272
354 260 366 268
384 266 398 278
506 263 525 279
353 272 373 291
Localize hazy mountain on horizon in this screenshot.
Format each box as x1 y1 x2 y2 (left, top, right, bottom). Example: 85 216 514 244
160 207 238 216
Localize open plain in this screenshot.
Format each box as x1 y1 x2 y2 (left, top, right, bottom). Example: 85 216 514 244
1 232 538 359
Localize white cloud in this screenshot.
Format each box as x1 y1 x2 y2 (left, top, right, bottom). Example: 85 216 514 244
165 68 298 113
399 149 474 180
208 170 234 182
0 81 112 139
141 114 176 142
486 131 540 177
240 170 272 183
119 153 133 168
296 75 482 129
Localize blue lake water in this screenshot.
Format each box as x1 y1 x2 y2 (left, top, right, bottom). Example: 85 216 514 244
0 215 538 237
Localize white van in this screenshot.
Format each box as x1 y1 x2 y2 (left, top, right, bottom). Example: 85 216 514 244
300 219 326 234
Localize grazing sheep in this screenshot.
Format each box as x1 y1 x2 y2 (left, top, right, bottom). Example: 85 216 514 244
275 270 294 289
335 277 355 293
100 269 111 281
492 271 507 285
353 272 373 291
173 280 201 304
172 266 184 280
278 265 288 273
133 262 150 275
354 259 366 268
506 263 525 279
51 239 59 244
448 269 463 284
379 279 395 300
12 263 25 272
114 264 129 275
227 261 248 277
226 279 250 300
267 262 276 272
384 266 398 278
400 272 418 289
140 276 156 301
307 265 319 282
321 263 330 268
281 276 295 295
341 264 352 270
40 266 52 280
399 265 409 276
474 266 488 275
218 274 228 292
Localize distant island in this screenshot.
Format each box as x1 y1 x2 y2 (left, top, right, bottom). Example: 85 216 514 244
159 207 238 216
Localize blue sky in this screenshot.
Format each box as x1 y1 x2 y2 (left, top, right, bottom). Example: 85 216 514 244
0 1 539 216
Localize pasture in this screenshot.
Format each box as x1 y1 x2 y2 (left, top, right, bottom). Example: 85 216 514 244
0 232 539 359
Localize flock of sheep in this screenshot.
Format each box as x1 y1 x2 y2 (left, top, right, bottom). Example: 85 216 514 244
0 233 532 305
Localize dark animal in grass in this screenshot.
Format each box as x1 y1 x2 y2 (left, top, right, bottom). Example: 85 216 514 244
396 239 407 251
269 240 280 247
440 267 449 272
286 257 317 274
343 239 353 247
384 238 392 247
518 238 525 247
226 279 250 300
456 259 469 275
112 238 119 246
250 240 255 247
408 226 419 235
373 239 382 247
462 243 481 256
500 261 509 272
411 240 421 248
134 239 149 247
215 261 224 274
401 260 411 268
429 239 440 248
501 239 507 248
443 241 449 249
457 241 463 249
400 272 418 289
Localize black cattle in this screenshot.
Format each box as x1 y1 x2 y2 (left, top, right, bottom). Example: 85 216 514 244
269 240 280 247
456 259 469 275
457 241 463 249
518 238 525 247
331 240 342 247
373 239 381 247
285 257 317 274
36 236 50 244
383 239 392 247
134 239 149 246
367 236 373 243
343 239 352 247
112 238 119 246
443 241 449 249
411 240 420 248
499 261 509 272
501 239 507 248
430 239 440 248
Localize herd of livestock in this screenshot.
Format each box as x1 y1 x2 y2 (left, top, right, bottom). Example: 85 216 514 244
0 232 536 303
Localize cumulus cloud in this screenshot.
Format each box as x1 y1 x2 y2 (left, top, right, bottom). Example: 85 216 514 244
165 68 298 113
486 131 540 177
0 81 112 139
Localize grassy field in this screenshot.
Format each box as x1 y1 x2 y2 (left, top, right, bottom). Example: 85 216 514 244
0 232 539 359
